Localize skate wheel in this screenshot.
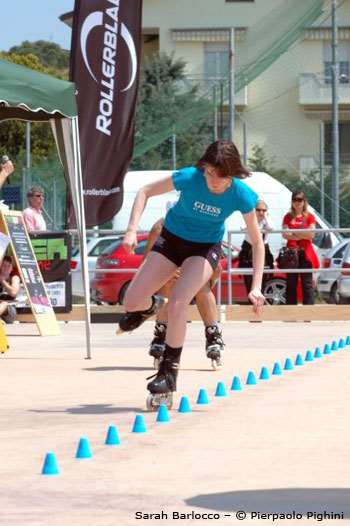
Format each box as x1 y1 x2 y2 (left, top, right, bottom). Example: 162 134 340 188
146 393 173 411
211 359 222 371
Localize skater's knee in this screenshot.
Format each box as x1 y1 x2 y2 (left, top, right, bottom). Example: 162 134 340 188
167 297 189 317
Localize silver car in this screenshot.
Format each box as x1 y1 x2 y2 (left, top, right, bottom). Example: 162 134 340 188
337 240 350 304
316 239 350 304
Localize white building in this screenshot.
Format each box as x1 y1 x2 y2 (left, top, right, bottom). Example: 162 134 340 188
61 0 350 177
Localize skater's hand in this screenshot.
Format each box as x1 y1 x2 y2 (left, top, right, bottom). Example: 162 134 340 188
248 287 265 316
123 230 137 254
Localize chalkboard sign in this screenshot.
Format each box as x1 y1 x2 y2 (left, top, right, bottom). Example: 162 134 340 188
0 210 59 336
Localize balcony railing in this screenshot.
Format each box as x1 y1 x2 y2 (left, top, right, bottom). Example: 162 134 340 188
299 73 350 106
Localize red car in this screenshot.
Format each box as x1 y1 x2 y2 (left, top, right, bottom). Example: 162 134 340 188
90 233 287 305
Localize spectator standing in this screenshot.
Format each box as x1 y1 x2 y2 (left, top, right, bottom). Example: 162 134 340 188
23 186 47 232
0 157 14 188
282 191 319 305
239 199 274 296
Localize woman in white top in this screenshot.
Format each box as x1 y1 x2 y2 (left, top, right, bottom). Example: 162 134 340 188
238 200 274 295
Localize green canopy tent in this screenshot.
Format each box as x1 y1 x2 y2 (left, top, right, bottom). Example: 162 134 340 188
0 57 91 358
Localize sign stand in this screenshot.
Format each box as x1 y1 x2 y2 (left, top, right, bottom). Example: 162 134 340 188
0 211 60 336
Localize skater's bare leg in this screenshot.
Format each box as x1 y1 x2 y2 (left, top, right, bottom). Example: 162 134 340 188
165 257 214 348
195 266 220 324
196 287 218 325
123 252 177 312
155 274 177 322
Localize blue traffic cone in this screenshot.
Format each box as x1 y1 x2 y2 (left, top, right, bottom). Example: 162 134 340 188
178 396 192 413
338 338 345 349
76 437 92 459
196 388 209 405
41 452 59 475
132 414 147 433
272 362 282 375
105 425 120 446
323 343 331 355
314 347 322 359
331 340 338 351
230 376 242 391
346 336 350 346
246 371 257 385
215 381 227 397
295 353 304 366
156 404 170 423
259 366 270 380
284 358 294 371
305 350 314 362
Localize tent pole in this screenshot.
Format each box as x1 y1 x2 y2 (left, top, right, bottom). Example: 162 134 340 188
71 117 92 359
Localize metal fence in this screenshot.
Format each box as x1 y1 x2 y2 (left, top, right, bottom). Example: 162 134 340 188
69 227 350 307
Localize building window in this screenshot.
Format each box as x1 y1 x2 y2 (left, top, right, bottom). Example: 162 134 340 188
204 42 229 82
324 122 350 164
324 42 350 84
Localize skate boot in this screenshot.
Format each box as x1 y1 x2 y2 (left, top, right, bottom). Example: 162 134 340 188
205 324 225 370
148 322 167 369
117 295 167 334
146 346 181 411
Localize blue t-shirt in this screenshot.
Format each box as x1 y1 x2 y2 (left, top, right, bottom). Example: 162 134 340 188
164 166 258 243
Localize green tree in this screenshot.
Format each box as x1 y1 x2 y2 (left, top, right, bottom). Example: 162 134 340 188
131 53 213 170
8 40 69 72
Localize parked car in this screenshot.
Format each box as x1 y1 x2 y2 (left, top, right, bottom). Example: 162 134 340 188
316 239 350 304
91 233 287 305
71 236 122 297
337 240 350 304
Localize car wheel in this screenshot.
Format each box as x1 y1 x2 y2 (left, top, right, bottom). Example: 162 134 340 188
329 282 339 304
118 281 131 305
263 278 286 305
338 294 350 305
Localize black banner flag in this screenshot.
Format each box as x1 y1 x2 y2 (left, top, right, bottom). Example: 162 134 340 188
70 0 142 227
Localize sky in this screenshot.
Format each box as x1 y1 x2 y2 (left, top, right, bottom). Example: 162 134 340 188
0 0 74 52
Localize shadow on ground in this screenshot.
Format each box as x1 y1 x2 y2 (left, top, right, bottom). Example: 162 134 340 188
29 404 143 414
186 488 350 516
83 366 153 372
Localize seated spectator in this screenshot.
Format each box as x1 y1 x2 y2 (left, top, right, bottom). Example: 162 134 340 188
0 255 20 323
23 186 47 232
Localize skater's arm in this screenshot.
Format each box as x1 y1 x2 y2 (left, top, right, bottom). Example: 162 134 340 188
123 177 174 254
243 210 265 314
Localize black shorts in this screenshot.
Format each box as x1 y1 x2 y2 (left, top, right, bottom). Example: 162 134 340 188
151 227 222 271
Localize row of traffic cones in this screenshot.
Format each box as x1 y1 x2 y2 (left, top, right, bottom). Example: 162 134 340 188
42 334 350 475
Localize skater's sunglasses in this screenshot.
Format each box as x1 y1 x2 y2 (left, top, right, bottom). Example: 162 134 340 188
256 208 267 212
292 197 304 202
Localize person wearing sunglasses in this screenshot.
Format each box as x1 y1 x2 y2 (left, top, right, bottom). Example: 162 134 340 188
23 186 47 233
239 200 274 295
282 191 319 305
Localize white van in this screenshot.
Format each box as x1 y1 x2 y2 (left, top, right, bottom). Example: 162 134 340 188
112 170 341 259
